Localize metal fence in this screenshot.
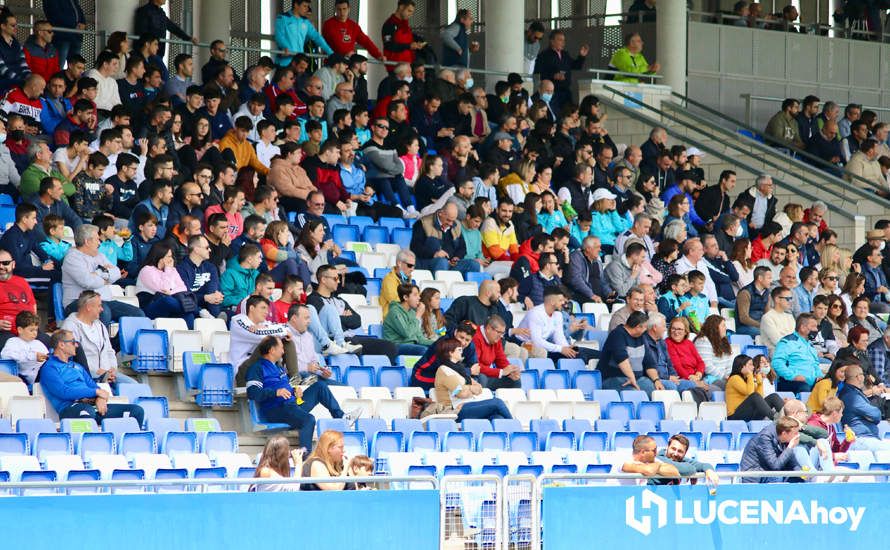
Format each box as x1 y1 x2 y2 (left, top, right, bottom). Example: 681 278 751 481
440 474 503 549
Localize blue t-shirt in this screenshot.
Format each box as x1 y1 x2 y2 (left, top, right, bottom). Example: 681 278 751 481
598 325 646 380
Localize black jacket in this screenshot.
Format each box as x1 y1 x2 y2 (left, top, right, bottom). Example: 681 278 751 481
134 2 191 57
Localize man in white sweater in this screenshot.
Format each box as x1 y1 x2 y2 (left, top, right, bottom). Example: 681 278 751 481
61 290 136 385
84 50 122 113
516 286 598 364
230 295 298 386
760 286 797 354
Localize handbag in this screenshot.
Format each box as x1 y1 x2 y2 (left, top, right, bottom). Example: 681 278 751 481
172 291 198 313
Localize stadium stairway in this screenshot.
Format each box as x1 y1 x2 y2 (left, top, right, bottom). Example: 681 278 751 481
585 81 870 248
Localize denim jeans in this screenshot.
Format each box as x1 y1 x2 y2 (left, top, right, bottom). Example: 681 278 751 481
262 382 346 452
457 398 513 421
734 324 760 337
144 294 195 329
397 343 430 356
416 258 482 276
602 376 656 398
369 175 412 208
850 436 890 452
307 303 337 352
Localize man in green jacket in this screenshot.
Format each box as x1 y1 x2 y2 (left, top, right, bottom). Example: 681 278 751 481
20 139 72 199
653 434 721 487
608 32 659 84
764 98 805 150
382 283 435 356
220 244 261 308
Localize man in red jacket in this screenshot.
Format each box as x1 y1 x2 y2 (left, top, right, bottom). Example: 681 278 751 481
323 0 385 61
382 0 426 72
302 139 351 215
23 21 59 82
472 316 521 390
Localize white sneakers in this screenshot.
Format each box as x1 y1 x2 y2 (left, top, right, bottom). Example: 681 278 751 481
344 342 363 354
323 341 350 355
400 205 420 219
343 407 363 428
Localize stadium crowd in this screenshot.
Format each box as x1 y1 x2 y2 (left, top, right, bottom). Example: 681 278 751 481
0 0 886 484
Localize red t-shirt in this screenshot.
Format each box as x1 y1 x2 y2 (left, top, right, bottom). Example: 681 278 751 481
0 276 36 335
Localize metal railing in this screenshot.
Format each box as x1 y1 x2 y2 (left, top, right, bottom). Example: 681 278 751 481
18 20 660 85
668 91 890 204
739 93 890 123
595 86 865 244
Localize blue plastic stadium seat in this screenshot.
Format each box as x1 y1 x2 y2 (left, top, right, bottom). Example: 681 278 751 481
389 420 420 450
118 431 156 455
134 397 169 425
443 431 474 452
407 464 437 477
343 366 375 391
77 432 115 459
728 334 753 348
520 370 539 390
323 214 348 227
349 215 374 232
247 400 290 433
530 419 560 451
720 420 748 438
378 217 405 233
117 383 153 402
481 464 509 478
586 464 612 474
679 431 703 449
67 469 101 486
517 464 543 477
620 390 649 411
197 362 234 407
461 419 492 442
509 432 538 454
707 432 733 451
161 431 198 455
182 351 215 391
17 418 56 447
737 432 757 450
541 369 570 390
747 420 771 432
119 317 156 356
466 272 493 284
132 329 170 372
527 358 555 373
427 418 457 442
604 401 635 422
715 463 739 472
595 419 627 435
391 227 412 249
33 432 72 458
637 401 665 422
362 225 389 246
563 419 593 442
0 432 28 455
201 432 238 454
362 354 391 369
691 419 719 436
743 345 768 358
330 354 362 369
332 224 360 243
407 431 438 452
592 389 621 407
317 418 349 437
478 431 508 451
612 431 640 449
343 431 368 455
371 431 403 458
0 359 17 377
552 463 578 474
443 464 471 476
194 467 227 481
493 418 522 435
573 371 601 398
373 267 390 279
557 358 585 377
339 250 356 263
356 418 387 444
544 431 575 451
658 419 689 434
628 419 656 434
439 297 454 312
377 366 407 392
367 323 383 338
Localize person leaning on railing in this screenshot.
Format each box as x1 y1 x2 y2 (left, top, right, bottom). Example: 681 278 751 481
608 32 659 84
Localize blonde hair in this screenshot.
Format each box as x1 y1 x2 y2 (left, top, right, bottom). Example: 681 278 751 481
783 203 804 222
591 198 611 213
307 430 344 475
517 158 537 183
820 244 842 274
836 247 854 278
820 396 844 415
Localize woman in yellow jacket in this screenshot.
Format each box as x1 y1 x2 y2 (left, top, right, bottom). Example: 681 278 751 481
807 359 852 413
608 32 660 84
725 355 785 421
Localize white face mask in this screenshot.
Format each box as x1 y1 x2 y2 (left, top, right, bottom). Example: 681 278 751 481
734 224 743 237
464 78 474 89
403 76 413 84
881 241 886 251
760 366 771 375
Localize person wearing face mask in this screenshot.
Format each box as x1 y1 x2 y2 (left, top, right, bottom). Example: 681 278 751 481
379 249 415 317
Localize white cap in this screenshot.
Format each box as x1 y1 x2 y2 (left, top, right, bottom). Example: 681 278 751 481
591 188 617 202
686 146 704 157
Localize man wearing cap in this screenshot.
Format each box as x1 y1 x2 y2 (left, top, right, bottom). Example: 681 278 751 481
322 0 385 61
275 0 333 68
487 131 517 177
314 54 351 101
661 170 707 230
853 228 889 265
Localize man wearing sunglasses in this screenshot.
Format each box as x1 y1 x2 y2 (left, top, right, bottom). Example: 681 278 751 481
40 329 145 427
761 286 797 356
167 181 204 232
